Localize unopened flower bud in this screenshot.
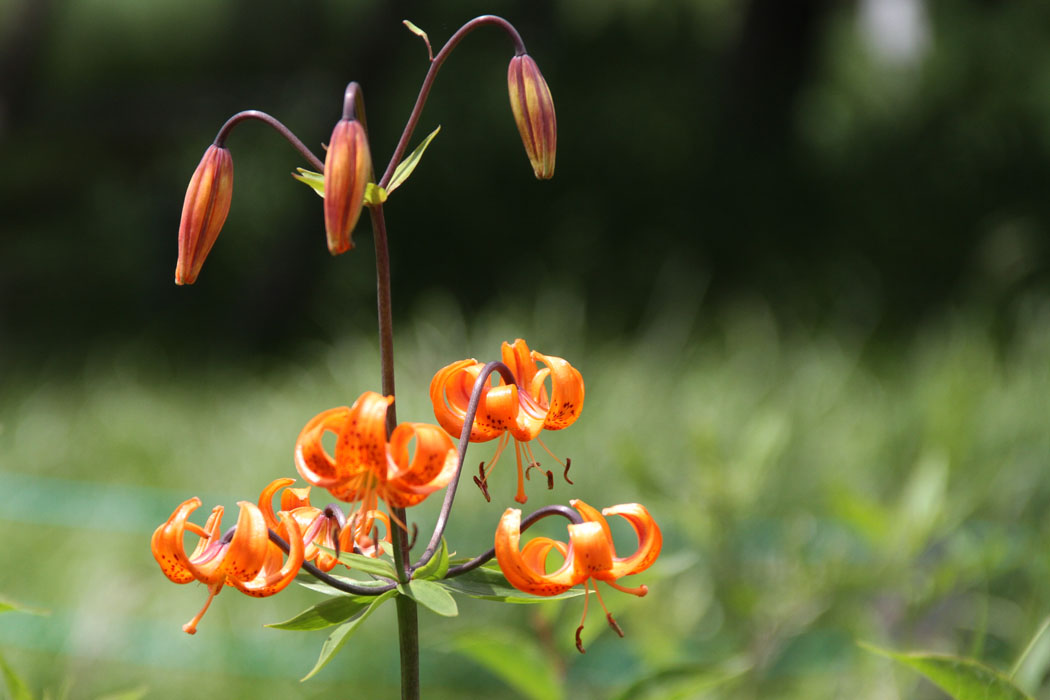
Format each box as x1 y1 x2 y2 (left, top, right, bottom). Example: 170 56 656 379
507 54 556 180
175 144 234 285
323 118 372 255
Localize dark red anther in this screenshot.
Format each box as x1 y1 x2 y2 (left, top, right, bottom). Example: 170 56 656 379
473 465 491 502
563 457 574 485
407 523 418 550
606 613 624 638
575 625 586 654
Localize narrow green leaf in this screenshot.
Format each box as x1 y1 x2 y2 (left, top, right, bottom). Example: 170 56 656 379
266 594 374 631
402 19 428 41
412 538 449 581
860 643 1033 700
452 628 563 700
0 653 33 700
301 590 396 681
292 168 325 198
442 565 584 604
386 126 441 194
397 580 458 617
322 547 398 580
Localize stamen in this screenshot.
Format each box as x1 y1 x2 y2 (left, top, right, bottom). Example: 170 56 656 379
182 582 221 635
592 584 625 638
483 432 511 479
407 522 418 550
525 463 554 490
563 457 573 485
476 468 491 501
537 437 567 468
184 522 210 538
576 579 591 654
605 580 648 597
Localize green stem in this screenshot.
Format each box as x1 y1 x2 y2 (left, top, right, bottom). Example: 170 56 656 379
1010 613 1050 679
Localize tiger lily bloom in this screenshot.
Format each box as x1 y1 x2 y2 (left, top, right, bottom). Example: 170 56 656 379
151 498 304 634
295 391 458 515
494 499 662 653
430 338 584 503
258 477 392 571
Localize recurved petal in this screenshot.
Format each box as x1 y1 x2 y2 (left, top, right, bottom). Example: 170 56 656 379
388 422 457 489
258 478 297 530
231 511 305 597
334 392 393 483
601 503 663 579
295 407 351 488
533 351 584 430
430 359 503 442
151 497 203 584
175 144 234 285
219 502 270 584
495 508 579 596
567 521 614 578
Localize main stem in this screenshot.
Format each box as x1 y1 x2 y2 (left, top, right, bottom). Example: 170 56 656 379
370 204 419 700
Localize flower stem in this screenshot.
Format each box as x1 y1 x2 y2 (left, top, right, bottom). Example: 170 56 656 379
212 110 324 171
378 15 526 189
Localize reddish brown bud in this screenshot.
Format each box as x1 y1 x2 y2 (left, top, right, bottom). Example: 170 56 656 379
175 144 233 285
508 54 556 180
323 118 372 255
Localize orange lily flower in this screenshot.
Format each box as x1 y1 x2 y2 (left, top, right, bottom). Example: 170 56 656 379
430 338 584 503
258 477 392 571
295 391 458 515
494 499 661 652
151 498 304 634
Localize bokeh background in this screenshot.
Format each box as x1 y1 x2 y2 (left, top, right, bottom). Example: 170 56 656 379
3 0 1050 697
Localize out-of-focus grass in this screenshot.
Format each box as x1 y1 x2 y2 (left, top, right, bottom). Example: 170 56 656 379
2 295 1050 699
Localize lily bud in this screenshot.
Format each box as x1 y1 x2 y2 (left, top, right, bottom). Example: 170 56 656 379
323 118 372 255
507 54 556 180
175 144 234 285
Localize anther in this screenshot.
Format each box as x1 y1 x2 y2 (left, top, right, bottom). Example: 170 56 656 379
219 525 237 545
606 613 625 638
563 458 574 485
575 624 586 654
407 523 418 550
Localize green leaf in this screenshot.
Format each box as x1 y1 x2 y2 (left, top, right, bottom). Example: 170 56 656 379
403 19 428 42
860 643 1033 700
442 565 584 604
321 547 398 580
0 652 33 700
301 590 396 681
266 594 376 631
397 580 458 617
292 168 325 198
363 182 387 206
412 538 449 581
386 126 441 194
452 628 563 700
611 661 750 700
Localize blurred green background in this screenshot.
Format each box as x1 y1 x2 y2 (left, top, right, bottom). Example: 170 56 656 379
3 0 1050 697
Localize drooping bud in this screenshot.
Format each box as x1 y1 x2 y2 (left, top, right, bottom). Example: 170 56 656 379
507 54 556 180
175 144 234 285
323 118 372 255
